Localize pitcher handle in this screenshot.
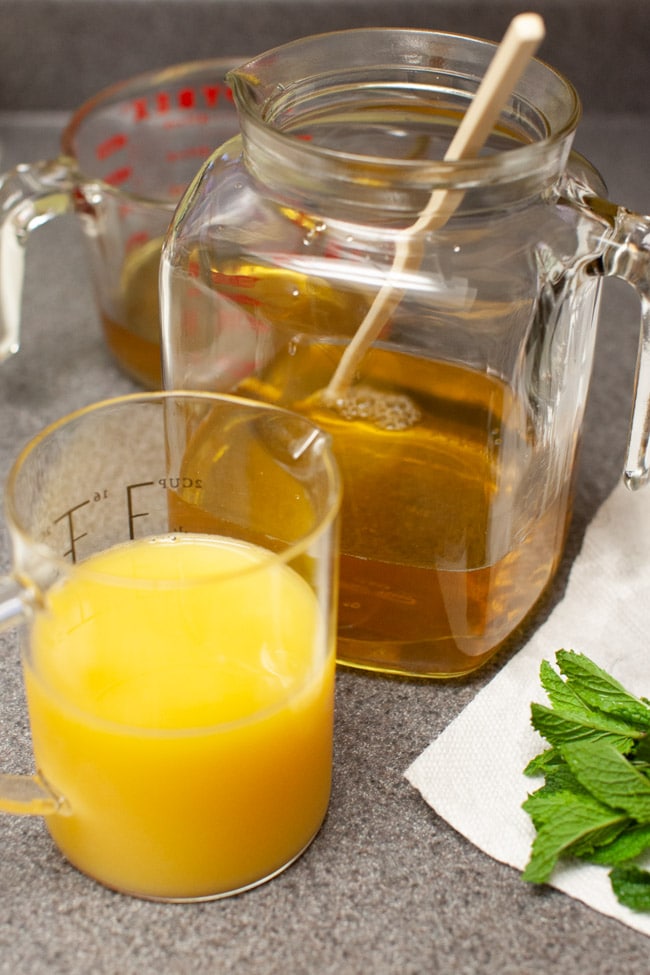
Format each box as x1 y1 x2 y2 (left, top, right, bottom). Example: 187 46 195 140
599 205 650 490
0 574 65 816
0 158 76 361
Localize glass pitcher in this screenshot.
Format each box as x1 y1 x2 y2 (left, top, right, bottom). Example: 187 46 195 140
160 28 650 679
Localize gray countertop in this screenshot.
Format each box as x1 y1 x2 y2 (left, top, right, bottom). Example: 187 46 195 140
1 0 649 115
1 6 650 973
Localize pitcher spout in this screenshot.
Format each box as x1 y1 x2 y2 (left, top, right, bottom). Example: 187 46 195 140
225 65 265 117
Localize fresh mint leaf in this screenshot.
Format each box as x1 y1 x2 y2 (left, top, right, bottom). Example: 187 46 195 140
523 785 589 831
570 821 630 859
541 765 588 797
522 793 629 884
561 739 650 823
631 733 650 766
524 747 565 777
524 769 628 851
539 658 595 717
586 822 650 865
610 864 650 911
522 650 650 910
556 650 650 731
531 703 639 753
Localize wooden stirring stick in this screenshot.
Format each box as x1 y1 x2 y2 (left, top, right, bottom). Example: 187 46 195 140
321 12 546 405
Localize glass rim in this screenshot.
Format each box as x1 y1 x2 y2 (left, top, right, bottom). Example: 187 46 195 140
5 390 342 582
59 57 248 209
229 27 582 181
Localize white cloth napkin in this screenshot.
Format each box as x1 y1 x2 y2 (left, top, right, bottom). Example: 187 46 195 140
405 479 650 935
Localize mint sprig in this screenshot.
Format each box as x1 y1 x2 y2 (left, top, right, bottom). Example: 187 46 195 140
522 650 650 911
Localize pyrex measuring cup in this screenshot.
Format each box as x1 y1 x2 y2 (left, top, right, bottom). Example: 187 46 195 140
160 28 650 679
0 59 243 388
0 392 341 901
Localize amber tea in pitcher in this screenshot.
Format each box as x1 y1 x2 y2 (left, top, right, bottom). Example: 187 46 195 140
239 340 573 677
161 29 650 677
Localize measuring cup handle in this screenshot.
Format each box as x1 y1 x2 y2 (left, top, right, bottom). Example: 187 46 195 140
0 157 76 362
0 774 64 816
597 204 650 490
0 574 66 816
0 572 36 630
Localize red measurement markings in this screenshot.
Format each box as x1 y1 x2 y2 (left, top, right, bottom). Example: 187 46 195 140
104 166 133 186
178 88 195 109
133 98 149 121
202 86 219 107
165 145 212 163
95 132 128 160
156 92 171 113
130 84 232 121
211 270 261 308
125 231 150 253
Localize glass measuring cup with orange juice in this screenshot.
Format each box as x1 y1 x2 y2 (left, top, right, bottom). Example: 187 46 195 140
0 59 243 387
0 392 340 900
161 28 650 679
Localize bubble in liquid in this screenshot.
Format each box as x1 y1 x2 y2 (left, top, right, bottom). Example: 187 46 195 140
328 385 421 431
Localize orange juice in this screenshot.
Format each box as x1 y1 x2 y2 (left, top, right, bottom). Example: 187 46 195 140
24 533 334 900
